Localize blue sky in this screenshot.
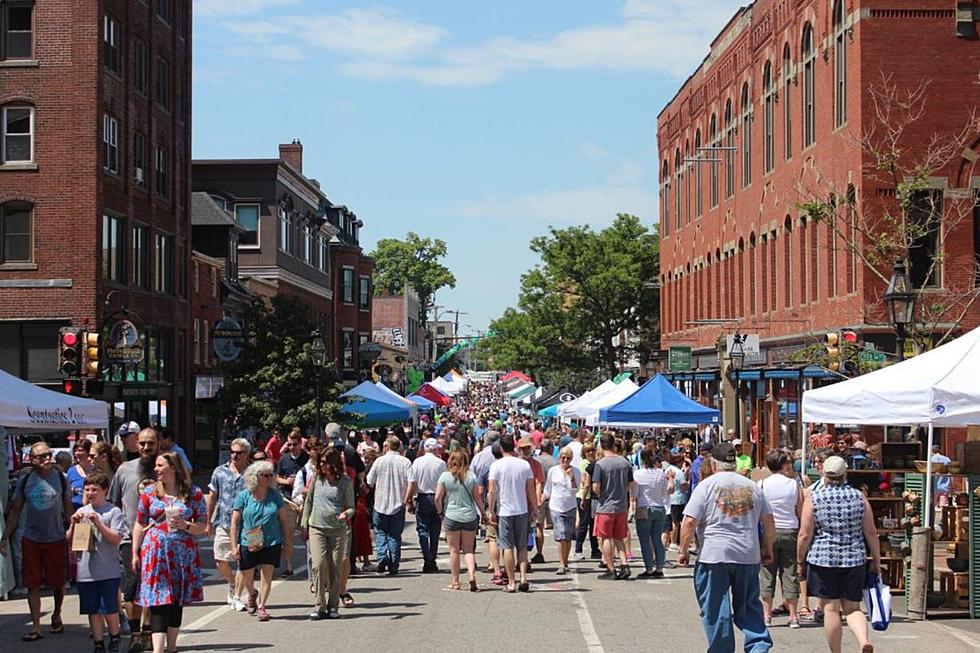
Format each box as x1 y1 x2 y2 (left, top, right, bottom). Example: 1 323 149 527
193 0 745 332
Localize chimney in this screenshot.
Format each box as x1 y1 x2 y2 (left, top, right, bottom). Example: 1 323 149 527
279 139 303 174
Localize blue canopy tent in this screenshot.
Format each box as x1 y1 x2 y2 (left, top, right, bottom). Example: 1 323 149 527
599 374 720 426
406 394 437 411
341 381 413 426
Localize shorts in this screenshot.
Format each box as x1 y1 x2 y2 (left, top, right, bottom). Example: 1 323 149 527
806 563 866 603
551 508 576 541
78 578 121 615
239 544 282 571
594 512 628 540
21 538 68 590
670 504 686 526
497 513 529 551
119 542 139 602
485 522 498 541
213 526 234 562
443 517 479 532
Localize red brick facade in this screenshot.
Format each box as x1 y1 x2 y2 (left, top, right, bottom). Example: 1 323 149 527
332 244 374 385
657 0 980 363
0 2 192 443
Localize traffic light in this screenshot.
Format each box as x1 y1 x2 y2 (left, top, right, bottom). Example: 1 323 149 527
61 378 81 396
841 329 858 345
58 327 82 376
824 332 841 372
81 331 101 377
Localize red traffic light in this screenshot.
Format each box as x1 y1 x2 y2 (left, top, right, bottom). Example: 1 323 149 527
62 331 78 347
841 330 858 344
62 379 80 395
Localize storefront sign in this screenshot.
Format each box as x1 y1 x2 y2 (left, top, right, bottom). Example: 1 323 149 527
668 346 692 372
212 318 245 363
105 319 144 364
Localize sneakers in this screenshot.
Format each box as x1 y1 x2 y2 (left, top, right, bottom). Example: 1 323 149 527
377 559 389 574
327 608 341 619
787 618 801 629
615 566 631 580
257 606 270 622
232 596 247 612
108 635 122 653
589 550 603 560
362 562 376 572
764 616 772 627
247 591 258 615
572 552 585 561
668 543 680 553
118 618 131 636
281 568 294 577
651 569 664 578
309 610 328 621
226 588 236 607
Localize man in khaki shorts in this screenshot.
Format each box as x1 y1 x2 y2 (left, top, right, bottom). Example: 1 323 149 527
206 438 251 609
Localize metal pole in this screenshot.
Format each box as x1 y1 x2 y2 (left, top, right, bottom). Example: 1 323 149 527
896 323 906 362
315 371 322 437
734 370 741 441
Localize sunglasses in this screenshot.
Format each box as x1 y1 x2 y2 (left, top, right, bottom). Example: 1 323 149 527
231 450 248 456
33 452 52 460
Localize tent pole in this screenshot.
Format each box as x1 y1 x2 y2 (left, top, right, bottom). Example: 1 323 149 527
924 423 934 529
800 421 807 480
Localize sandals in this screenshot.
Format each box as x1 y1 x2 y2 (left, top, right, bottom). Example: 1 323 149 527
518 582 530 593
446 583 462 591
50 617 64 634
22 631 43 642
340 592 355 608
469 579 479 592
490 573 507 586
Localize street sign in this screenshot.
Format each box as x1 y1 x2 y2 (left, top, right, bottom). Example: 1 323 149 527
668 346 692 372
649 349 669 360
859 351 886 363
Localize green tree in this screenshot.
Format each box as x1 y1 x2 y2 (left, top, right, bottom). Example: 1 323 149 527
216 295 346 430
370 232 456 329
485 213 660 387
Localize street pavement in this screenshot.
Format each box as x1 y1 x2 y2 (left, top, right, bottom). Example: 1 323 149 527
1 517 979 653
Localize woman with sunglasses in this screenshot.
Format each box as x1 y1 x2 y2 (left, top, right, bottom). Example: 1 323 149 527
542 446 580 574
301 448 354 620
229 460 292 622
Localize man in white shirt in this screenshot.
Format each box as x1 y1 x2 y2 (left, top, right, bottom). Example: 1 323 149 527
366 437 413 575
405 438 448 573
488 434 536 593
567 428 586 468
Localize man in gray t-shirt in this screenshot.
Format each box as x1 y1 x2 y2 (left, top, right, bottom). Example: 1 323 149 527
678 442 774 653
590 435 635 579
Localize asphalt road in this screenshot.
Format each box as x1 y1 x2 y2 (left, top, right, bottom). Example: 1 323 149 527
1 517 979 653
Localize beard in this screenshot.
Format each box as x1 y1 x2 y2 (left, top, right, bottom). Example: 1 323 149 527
138 454 157 481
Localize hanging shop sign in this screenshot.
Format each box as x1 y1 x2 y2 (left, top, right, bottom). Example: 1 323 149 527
668 346 692 372
105 319 144 364
212 318 245 363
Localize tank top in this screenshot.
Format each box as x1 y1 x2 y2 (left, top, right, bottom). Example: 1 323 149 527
806 484 866 568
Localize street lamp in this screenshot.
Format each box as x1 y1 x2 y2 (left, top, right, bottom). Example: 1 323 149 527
729 333 746 442
884 259 916 361
310 330 326 435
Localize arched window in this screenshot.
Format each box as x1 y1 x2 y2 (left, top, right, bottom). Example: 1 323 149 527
694 129 702 217
748 233 757 316
714 249 722 317
762 62 774 173
783 216 793 308
662 159 670 237
802 23 816 148
741 82 752 188
684 140 692 223
834 1 847 128
782 44 793 160
846 184 857 293
725 100 734 198
799 217 808 304
674 149 682 230
761 233 769 313
827 194 838 297
737 238 745 316
1 200 33 263
709 114 718 207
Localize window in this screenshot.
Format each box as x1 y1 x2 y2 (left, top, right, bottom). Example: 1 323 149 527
674 149 682 229
155 146 168 198
157 0 172 24
133 38 148 93
708 114 718 207
192 260 199 294
132 224 149 288
102 114 118 173
908 190 943 288
740 82 752 188
846 185 857 293
724 100 735 198
802 23 816 148
1 106 32 163
358 276 370 310
156 58 170 111
783 44 793 160
341 330 354 370
193 319 200 365
749 234 757 315
827 195 837 297
154 233 174 294
133 132 146 186
662 160 670 237
341 267 354 304
235 204 259 246
318 235 328 272
103 15 120 75
783 218 792 308
0 201 32 263
2 3 33 60
684 141 691 223
799 219 808 304
762 62 774 174
278 208 291 253
833 1 847 128
694 129 702 217
761 235 768 313
809 212 819 300
102 214 124 282
203 319 210 367
302 225 312 263
211 267 218 299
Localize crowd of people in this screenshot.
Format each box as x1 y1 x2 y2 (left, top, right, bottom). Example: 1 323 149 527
0 379 886 653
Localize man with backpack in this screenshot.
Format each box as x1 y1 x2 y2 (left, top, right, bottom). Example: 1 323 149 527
1 441 73 642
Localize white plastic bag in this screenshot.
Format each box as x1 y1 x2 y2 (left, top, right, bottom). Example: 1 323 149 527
863 574 892 631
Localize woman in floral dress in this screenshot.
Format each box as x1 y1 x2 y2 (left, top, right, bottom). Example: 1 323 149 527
131 452 207 653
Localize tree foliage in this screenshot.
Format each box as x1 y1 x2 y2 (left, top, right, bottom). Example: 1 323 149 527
370 232 456 328
484 214 660 388
216 295 346 431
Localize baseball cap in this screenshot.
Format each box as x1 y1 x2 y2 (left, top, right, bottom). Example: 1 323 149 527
711 441 737 464
323 422 343 439
731 438 742 446
699 442 713 453
823 456 848 477
423 437 440 451
117 420 140 436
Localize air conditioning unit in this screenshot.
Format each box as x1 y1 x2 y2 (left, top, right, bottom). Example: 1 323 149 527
135 167 144 184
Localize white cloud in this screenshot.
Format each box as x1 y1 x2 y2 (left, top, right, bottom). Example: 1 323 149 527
204 1 747 86
196 0 300 18
456 186 658 226
581 142 611 159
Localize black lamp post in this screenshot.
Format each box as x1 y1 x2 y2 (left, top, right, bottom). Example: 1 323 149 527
730 333 746 442
884 259 916 362
310 330 326 436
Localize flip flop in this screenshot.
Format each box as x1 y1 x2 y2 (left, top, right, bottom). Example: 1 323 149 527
50 618 64 634
504 586 517 593
22 632 43 642
340 593 355 608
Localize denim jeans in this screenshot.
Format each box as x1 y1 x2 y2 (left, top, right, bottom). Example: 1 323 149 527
635 507 668 571
574 499 599 555
415 493 441 565
693 562 773 653
372 507 406 571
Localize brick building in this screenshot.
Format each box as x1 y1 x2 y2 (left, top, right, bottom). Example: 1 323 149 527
325 204 374 386
372 288 427 372
0 2 193 442
656 1 980 449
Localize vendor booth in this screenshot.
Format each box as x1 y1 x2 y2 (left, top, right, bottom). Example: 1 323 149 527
599 374 720 428
341 381 416 427
0 369 110 597
802 325 980 618
416 382 452 407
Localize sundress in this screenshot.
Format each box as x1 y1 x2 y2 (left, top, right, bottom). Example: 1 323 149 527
136 485 206 607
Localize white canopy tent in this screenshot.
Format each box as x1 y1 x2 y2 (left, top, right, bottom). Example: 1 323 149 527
580 380 639 426
0 369 110 596
558 379 616 421
802 325 980 528
430 376 463 396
